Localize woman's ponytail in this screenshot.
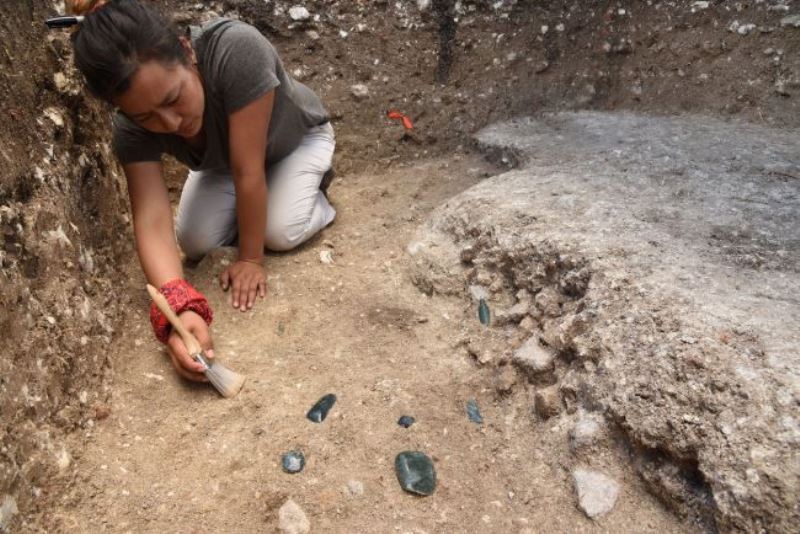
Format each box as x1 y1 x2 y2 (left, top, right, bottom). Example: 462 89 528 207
67 0 109 16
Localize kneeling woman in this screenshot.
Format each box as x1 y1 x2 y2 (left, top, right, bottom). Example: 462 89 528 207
67 0 335 381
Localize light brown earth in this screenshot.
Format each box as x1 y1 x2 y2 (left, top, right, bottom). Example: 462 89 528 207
51 156 692 532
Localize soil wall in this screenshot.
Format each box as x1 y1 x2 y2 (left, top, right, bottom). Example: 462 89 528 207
206 0 800 173
0 2 131 531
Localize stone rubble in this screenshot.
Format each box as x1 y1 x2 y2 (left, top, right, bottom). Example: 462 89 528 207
6 0 800 530
345 479 364 497
572 468 621 519
350 84 370 101
410 112 800 531
533 386 561 420
278 499 311 534
569 411 604 452
288 6 310 22
512 337 555 378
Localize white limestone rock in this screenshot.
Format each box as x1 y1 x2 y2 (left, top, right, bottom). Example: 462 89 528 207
572 468 620 519
278 499 310 534
513 337 555 376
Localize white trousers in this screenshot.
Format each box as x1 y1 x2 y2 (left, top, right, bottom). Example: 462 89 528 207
175 122 336 259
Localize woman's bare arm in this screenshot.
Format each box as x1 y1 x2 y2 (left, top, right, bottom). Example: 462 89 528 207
218 89 275 310
123 160 211 381
123 161 183 286
228 89 274 263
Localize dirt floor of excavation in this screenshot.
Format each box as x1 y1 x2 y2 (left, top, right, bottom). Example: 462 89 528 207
48 154 696 533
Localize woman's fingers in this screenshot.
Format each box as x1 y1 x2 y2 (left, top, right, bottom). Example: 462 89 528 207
247 281 258 309
236 274 257 311
219 268 231 291
191 320 215 361
232 274 242 309
163 313 213 382
222 262 266 310
169 350 208 382
167 331 206 374
259 279 267 298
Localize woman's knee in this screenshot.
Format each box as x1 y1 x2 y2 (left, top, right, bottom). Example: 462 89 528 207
177 223 231 260
263 225 299 252
177 226 211 260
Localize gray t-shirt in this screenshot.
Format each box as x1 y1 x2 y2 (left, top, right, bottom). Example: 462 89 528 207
112 18 329 170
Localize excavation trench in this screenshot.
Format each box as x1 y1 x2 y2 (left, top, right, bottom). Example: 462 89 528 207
4 1 800 532
45 153 695 533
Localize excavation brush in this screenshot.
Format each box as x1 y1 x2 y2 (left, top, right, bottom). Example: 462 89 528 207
147 284 245 398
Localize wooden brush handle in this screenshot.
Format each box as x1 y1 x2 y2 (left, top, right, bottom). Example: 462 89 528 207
146 284 203 355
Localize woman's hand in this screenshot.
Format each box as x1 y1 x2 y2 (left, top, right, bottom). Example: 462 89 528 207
219 259 267 311
166 310 214 382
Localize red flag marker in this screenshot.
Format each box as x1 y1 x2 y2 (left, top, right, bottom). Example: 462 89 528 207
387 110 413 130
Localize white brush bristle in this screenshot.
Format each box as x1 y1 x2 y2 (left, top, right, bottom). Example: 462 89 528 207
193 352 245 398
206 361 246 398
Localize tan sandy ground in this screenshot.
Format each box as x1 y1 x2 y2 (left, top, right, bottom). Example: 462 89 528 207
54 155 691 533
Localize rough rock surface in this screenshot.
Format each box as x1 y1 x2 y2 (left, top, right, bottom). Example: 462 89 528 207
534 386 562 419
278 499 311 534
0 4 131 531
513 337 555 378
409 112 800 532
570 411 605 452
573 468 621 519
345 479 364 497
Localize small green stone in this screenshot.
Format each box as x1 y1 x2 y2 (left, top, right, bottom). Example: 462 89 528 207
306 393 337 423
395 451 437 496
281 451 305 474
398 415 416 428
466 399 483 424
478 298 491 326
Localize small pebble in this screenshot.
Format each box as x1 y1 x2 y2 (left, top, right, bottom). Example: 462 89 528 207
278 498 310 534
513 338 555 377
570 411 604 451
534 386 561 419
478 298 491 326
398 415 416 428
466 399 484 424
395 451 436 496
281 451 305 474
345 479 364 497
493 366 517 394
306 393 337 423
573 468 620 519
350 84 370 100
288 6 310 21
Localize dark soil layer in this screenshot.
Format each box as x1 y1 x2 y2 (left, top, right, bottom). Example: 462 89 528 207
0 2 130 531
195 0 800 175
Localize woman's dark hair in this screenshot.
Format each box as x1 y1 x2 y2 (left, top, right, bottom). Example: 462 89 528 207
71 0 188 102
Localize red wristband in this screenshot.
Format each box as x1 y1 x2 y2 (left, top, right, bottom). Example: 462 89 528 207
149 278 213 344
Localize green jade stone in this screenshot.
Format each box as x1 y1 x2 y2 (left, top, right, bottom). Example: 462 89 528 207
478 298 491 326
466 399 483 424
306 393 337 423
398 415 416 428
281 451 305 474
395 451 437 496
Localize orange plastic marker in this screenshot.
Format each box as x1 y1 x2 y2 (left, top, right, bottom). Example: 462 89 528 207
387 110 414 130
